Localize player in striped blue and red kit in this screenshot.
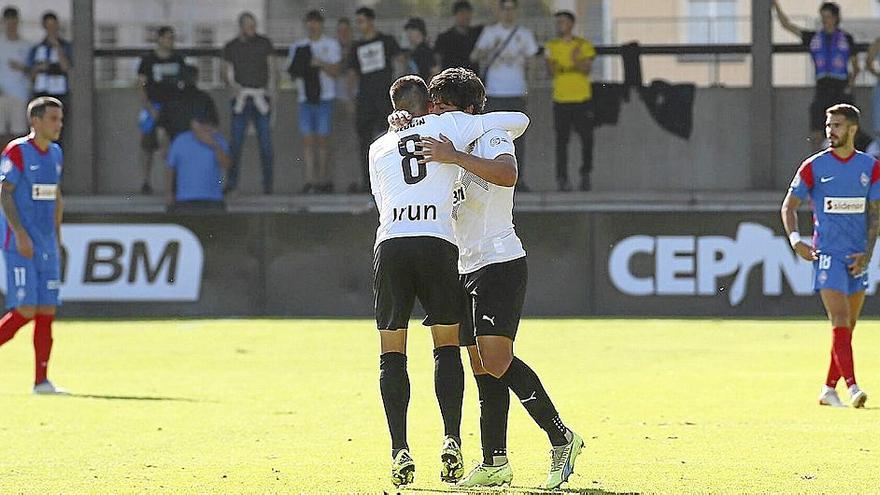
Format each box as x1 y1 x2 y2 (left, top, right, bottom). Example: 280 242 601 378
782 103 878 408
0 96 66 394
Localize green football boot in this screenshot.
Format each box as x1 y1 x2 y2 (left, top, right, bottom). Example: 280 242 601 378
391 449 415 487
456 461 513 488
440 436 464 483
544 430 585 490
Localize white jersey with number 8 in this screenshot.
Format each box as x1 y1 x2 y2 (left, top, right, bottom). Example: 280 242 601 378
369 111 529 250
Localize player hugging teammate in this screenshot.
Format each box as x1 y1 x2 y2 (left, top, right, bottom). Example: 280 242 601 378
782 103 876 409
370 68 583 490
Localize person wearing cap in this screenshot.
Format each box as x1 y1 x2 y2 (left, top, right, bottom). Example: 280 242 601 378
435 1 483 72
404 17 438 82
165 109 231 213
470 0 539 191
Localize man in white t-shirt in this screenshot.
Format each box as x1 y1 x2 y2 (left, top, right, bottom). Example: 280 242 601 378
0 7 31 144
470 0 539 191
371 73 529 488
289 10 342 193
398 67 584 490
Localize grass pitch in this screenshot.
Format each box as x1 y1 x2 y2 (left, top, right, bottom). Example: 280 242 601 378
0 319 878 494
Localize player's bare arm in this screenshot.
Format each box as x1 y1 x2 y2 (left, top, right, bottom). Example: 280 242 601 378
417 134 517 187
847 199 880 276
1 182 33 259
772 0 804 37
781 191 818 261
868 38 880 77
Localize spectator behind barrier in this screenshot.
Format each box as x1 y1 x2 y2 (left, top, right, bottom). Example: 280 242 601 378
545 10 596 192
157 65 219 142
289 9 342 194
335 18 356 113
865 37 880 154
348 6 404 193
222 11 276 196
773 1 859 151
403 17 438 83
470 0 539 192
0 6 32 145
26 11 71 145
435 1 483 72
136 25 184 196
166 111 232 213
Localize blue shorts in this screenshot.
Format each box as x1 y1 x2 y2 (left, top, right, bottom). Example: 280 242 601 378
813 252 868 295
3 250 61 309
298 100 333 136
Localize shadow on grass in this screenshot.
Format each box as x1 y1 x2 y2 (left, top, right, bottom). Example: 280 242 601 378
68 394 203 402
403 485 638 495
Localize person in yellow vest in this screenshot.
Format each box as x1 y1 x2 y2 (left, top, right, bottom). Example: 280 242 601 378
545 11 596 192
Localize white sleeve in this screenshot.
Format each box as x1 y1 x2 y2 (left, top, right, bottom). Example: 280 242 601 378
441 111 530 149
474 27 493 51
368 146 382 211
478 128 516 159
523 29 539 57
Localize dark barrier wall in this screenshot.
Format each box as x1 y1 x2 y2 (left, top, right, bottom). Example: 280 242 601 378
5 209 868 319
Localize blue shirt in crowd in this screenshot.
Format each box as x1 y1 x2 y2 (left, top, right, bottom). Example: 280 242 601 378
167 130 229 202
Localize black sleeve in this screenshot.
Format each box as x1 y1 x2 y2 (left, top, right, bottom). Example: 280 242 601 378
801 30 814 47
386 35 401 58
435 31 448 54
137 54 151 77
222 40 233 62
350 43 361 73
846 33 856 53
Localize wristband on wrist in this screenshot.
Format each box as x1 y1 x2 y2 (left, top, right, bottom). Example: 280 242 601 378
788 232 802 248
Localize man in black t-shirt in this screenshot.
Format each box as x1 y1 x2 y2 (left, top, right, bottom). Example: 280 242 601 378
774 1 860 150
221 11 276 195
434 1 483 72
349 6 403 193
136 25 185 195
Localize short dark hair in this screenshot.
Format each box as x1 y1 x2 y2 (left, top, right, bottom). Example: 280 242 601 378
555 10 575 23
453 1 473 14
28 96 63 119
338 17 351 26
157 25 174 38
404 17 426 36
304 10 323 23
428 68 486 114
355 7 376 20
826 103 859 125
819 2 840 19
390 75 429 113
41 11 58 24
239 11 256 26
2 6 19 19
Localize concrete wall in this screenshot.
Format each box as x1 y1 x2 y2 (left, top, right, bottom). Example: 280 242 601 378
79 86 875 196
24 209 879 319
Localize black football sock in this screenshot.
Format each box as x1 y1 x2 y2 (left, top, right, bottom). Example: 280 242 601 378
433 345 464 446
475 373 510 465
499 356 570 446
380 352 410 457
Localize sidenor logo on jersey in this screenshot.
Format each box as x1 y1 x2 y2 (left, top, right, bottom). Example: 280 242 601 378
609 222 880 306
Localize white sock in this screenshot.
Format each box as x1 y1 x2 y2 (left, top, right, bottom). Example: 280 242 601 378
849 384 861 396
822 385 836 394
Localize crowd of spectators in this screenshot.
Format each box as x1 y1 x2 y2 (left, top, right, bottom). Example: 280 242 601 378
0 1 601 202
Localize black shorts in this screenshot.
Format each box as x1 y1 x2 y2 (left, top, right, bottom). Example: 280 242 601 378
810 79 851 131
373 236 462 330
459 257 528 347
141 127 160 151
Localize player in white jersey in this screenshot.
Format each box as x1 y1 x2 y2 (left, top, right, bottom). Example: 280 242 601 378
370 74 530 487
395 67 584 490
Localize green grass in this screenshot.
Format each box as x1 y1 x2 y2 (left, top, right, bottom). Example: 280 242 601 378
1 319 879 494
